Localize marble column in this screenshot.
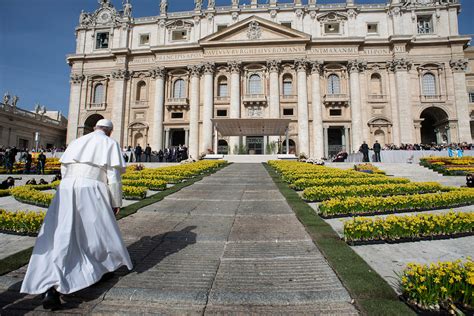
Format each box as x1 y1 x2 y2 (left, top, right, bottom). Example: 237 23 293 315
392 58 414 144
450 59 472 143
228 61 241 153
348 60 364 152
387 65 401 145
267 59 281 149
202 62 215 153
184 127 189 147
188 65 202 159
164 128 170 148
152 67 166 151
111 69 130 146
295 59 309 156
310 61 324 158
66 73 84 144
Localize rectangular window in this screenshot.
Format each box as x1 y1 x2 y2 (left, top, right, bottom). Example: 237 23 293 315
469 92 474 103
217 24 227 32
367 23 378 34
283 81 293 96
283 108 294 116
324 23 340 34
417 16 433 34
172 30 188 41
329 109 342 116
171 112 184 119
216 109 228 117
139 33 150 45
96 32 109 49
281 22 292 29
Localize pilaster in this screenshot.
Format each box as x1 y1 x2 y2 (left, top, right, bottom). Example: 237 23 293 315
66 73 85 144
310 61 324 159
151 67 166 151
450 59 472 143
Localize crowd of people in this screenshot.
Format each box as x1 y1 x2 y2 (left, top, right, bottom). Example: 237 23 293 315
0 146 48 174
123 144 189 163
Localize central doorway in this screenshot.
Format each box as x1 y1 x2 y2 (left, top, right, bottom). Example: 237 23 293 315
170 129 185 147
420 107 449 144
328 127 344 158
246 136 263 155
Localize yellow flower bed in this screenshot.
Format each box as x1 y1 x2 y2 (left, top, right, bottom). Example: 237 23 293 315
400 259 473 312
319 190 474 217
303 182 452 202
354 163 386 175
343 211 473 243
122 179 167 191
0 189 10 197
122 185 147 200
0 209 45 235
291 177 410 191
420 156 474 176
10 186 54 208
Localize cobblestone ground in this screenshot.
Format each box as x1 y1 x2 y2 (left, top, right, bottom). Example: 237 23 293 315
0 163 358 315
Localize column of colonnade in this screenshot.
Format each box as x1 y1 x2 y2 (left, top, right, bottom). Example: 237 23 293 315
151 67 166 152
348 60 365 152
267 60 281 152
295 59 310 156
201 62 215 154
188 65 201 160
228 61 241 153
310 61 324 159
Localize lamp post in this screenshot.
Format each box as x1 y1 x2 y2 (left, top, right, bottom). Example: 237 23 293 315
35 132 40 152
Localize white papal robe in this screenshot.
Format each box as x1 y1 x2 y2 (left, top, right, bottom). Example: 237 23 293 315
21 130 133 295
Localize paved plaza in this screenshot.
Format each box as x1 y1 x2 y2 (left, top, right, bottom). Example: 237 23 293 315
0 164 358 314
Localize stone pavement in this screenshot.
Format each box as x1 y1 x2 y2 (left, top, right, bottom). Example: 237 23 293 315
0 163 358 315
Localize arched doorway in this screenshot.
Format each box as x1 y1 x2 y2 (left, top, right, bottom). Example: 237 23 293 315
83 114 104 135
420 107 449 144
134 132 143 147
374 130 386 146
217 139 229 154
170 129 185 147
281 139 296 154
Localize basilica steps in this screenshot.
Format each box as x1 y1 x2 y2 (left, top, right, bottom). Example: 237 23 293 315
327 162 467 187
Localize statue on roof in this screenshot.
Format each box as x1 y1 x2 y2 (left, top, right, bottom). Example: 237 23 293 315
160 0 168 15
12 95 19 108
3 92 10 106
123 0 132 18
98 0 112 8
194 0 202 11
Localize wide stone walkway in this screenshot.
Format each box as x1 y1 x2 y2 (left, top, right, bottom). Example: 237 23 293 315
0 164 357 315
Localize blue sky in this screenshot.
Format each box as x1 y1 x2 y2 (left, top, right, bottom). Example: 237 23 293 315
0 0 472 116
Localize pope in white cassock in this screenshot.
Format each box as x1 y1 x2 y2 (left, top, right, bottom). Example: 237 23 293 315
20 119 133 309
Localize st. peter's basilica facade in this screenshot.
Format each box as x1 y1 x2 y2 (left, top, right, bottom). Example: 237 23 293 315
66 0 472 159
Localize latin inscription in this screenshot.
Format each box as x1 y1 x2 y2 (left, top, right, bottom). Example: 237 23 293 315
155 52 203 61
310 47 358 55
205 46 306 56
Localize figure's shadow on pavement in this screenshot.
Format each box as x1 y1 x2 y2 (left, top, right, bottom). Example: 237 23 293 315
0 226 197 314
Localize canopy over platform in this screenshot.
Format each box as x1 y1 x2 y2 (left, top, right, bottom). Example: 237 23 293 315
212 118 291 136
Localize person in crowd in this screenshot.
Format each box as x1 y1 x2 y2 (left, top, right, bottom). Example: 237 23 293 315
38 179 49 185
164 148 170 162
135 144 143 162
4 148 14 174
158 149 164 162
51 174 62 182
373 140 381 162
0 177 15 189
26 178 37 185
332 149 348 162
360 141 370 162
20 119 132 310
144 144 152 162
24 152 32 174
37 151 46 175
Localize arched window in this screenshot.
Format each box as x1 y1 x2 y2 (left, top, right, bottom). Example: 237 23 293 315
217 76 228 97
173 79 186 98
327 74 341 95
370 73 383 95
136 81 147 101
249 74 262 95
282 74 293 96
93 83 105 103
422 73 436 96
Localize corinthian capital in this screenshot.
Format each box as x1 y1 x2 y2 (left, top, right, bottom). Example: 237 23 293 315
391 58 412 72
70 73 85 84
294 58 308 72
188 64 202 77
202 62 215 75
347 60 366 73
228 60 242 74
310 60 324 75
450 59 468 73
266 60 281 73
151 66 167 79
112 69 131 80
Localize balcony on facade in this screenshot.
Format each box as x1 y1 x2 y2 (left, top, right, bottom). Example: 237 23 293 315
243 94 267 106
420 95 444 102
214 96 230 105
88 102 107 111
323 94 349 106
166 97 189 111
367 94 388 103
280 94 297 103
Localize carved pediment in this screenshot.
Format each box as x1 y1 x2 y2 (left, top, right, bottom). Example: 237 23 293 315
368 117 392 126
317 12 348 23
200 16 310 46
165 20 194 30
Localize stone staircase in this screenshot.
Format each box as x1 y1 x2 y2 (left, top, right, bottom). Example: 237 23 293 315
327 162 467 187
